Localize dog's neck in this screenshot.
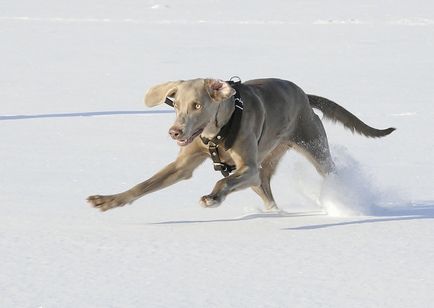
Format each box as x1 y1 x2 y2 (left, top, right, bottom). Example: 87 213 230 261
201 98 235 140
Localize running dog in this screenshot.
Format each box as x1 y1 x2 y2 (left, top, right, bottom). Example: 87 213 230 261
87 78 394 211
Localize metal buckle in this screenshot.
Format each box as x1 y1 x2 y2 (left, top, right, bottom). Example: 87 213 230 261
234 98 244 110
213 162 226 171
229 76 241 84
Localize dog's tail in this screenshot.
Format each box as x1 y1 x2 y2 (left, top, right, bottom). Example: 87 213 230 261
307 94 395 138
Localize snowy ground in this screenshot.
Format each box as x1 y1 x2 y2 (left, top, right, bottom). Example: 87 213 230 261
1 1 434 307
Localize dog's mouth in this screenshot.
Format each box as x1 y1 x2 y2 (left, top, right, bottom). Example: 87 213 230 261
176 128 204 146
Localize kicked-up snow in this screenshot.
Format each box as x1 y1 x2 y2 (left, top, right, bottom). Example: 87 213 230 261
1 0 434 307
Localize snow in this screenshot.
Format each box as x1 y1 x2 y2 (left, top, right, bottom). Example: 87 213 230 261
1 0 434 307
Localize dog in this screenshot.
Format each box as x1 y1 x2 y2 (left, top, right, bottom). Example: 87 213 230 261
87 78 395 211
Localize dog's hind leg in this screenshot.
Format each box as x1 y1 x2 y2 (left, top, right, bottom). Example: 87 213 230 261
251 144 289 210
292 116 335 176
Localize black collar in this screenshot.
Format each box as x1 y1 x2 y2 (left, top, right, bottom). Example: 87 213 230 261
199 79 243 150
164 96 175 107
199 79 243 177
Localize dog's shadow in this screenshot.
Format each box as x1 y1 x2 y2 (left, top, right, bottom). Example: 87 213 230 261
150 201 434 229
284 202 434 230
150 210 327 225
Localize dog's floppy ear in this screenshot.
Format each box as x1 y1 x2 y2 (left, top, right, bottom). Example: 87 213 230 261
144 80 183 107
205 79 236 102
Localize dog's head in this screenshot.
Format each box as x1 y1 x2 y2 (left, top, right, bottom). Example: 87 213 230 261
144 79 236 146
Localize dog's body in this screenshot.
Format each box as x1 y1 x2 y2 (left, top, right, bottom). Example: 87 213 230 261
88 78 394 211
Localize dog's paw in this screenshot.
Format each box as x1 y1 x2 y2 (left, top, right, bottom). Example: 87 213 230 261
199 195 222 208
87 194 128 212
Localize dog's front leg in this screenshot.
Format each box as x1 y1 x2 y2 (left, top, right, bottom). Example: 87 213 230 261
200 139 261 207
88 145 207 211
200 164 260 207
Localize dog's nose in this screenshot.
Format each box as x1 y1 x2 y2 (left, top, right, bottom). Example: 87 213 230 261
169 127 183 139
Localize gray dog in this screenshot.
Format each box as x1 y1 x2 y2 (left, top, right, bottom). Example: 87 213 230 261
88 78 394 212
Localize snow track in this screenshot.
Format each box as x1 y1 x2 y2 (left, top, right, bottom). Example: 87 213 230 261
0 110 173 121
2 16 434 26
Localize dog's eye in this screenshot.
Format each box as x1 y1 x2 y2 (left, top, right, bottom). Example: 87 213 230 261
194 103 202 110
